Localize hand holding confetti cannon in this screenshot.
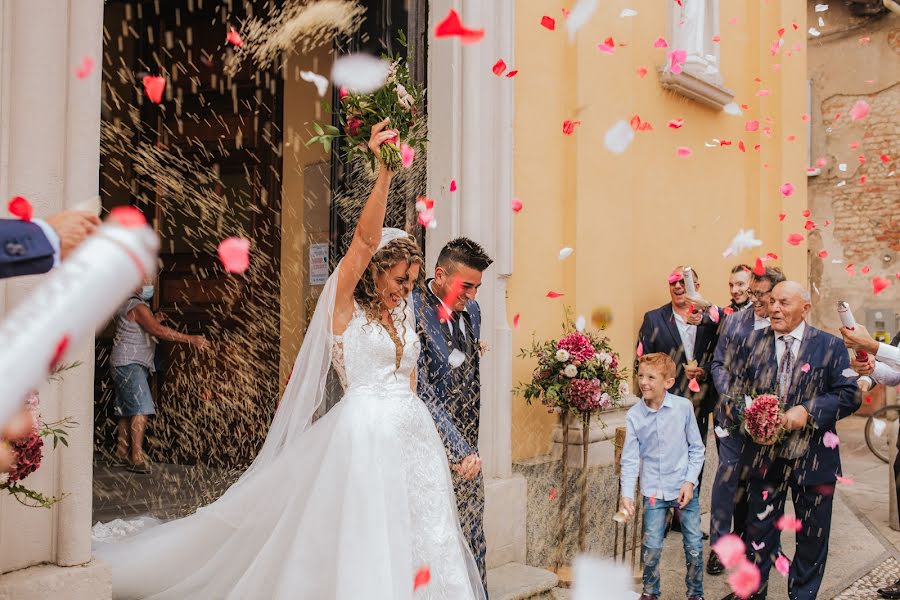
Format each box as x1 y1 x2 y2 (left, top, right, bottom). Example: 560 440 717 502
0 209 158 428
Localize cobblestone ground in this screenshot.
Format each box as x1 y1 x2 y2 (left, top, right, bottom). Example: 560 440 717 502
833 558 900 599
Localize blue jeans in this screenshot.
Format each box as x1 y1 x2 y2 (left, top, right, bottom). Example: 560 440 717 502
642 490 704 598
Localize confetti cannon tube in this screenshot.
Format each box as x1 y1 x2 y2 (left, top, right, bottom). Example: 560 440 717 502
837 301 873 392
0 221 159 425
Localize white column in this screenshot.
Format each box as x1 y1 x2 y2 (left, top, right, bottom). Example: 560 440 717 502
428 0 524 568
0 0 103 570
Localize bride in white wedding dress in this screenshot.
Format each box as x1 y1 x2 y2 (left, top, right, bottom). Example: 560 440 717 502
93 120 486 599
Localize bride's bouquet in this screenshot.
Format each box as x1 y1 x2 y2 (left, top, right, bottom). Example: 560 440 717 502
307 35 426 172
741 393 785 446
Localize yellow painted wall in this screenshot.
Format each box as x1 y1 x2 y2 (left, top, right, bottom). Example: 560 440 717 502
279 46 334 386
510 1 809 460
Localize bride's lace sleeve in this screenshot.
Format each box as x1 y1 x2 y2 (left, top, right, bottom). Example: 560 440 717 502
331 335 348 390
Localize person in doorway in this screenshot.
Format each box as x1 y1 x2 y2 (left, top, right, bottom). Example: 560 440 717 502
110 280 209 473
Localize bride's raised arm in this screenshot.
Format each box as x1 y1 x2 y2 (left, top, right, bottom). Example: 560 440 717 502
333 118 397 333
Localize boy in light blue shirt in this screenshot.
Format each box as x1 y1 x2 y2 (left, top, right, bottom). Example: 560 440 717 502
620 352 707 600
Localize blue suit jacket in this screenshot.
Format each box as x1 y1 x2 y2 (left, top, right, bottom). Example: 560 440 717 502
413 283 482 464
0 219 54 279
729 324 859 485
637 303 720 413
710 307 756 423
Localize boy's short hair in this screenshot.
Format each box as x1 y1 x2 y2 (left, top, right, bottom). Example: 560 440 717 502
638 352 676 380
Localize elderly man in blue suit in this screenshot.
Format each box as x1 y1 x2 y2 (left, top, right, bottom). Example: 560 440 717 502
0 210 99 279
414 237 493 595
706 266 785 575
719 281 859 600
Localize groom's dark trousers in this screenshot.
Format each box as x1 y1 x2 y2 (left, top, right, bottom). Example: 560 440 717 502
414 283 488 597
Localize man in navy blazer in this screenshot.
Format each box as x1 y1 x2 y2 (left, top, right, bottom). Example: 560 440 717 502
0 211 99 279
707 266 785 575
414 237 492 595
637 267 720 451
720 281 858 600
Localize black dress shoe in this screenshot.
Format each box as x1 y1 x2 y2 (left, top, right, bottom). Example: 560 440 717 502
719 595 738 600
706 552 724 575
878 579 900 599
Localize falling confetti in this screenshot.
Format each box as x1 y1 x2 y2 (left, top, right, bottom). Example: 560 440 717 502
142 75 166 103
801 363 811 373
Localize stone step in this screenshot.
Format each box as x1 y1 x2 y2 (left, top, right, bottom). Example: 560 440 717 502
487 563 559 600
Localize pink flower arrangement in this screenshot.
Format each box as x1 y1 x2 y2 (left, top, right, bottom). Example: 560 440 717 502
565 378 602 412
742 394 784 445
7 434 43 484
557 332 595 364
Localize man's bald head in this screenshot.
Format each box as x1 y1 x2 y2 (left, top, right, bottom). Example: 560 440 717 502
769 280 811 334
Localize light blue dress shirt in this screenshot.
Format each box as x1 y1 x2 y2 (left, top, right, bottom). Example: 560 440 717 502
620 392 706 501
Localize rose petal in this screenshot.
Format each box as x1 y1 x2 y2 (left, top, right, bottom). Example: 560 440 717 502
604 120 635 154
449 179 457 192
676 146 693 158
728 559 761 599
776 513 802 532
775 554 790 577
547 291 564 299
817 250 829 258
400 144 415 169
823 431 840 449
873 277 891 295
562 120 582 135
752 258 765 276
559 247 574 260
541 16 556 30
780 182 795 197
492 59 507 76
801 363 811 373
50 335 70 370
512 313 520 329
849 100 870 121
837 475 855 485
648 495 656 506
7 196 33 221
511 198 523 212
688 378 701 393
715 426 730 438
505 70 519 78
226 28 243 47
787 233 805 246
218 237 251 274
873 418 886 437
745 120 760 132
757 504 774 520
751 541 765 551
653 37 669 48
620 8 638 17
300 70 329 97
668 118 684 129
413 566 431 591
636 66 648 78
636 341 644 357
434 9 485 44
109 205 147 228
75 56 94 79
448 349 466 369
709 305 720 324
142 75 166 104
711 534 746 569
762 490 769 501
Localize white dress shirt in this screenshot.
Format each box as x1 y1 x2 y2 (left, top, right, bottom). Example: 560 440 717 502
32 218 61 267
775 321 806 367
872 361 900 387
673 311 697 361
753 315 771 330
875 342 900 370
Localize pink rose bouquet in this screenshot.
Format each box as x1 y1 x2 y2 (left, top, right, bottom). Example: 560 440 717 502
741 394 784 445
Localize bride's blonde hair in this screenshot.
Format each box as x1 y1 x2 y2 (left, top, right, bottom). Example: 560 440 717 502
353 236 424 368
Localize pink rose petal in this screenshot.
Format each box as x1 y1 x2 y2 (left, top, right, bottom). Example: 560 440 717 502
787 233 805 246
541 16 556 30
776 513 802 532
837 475 854 485
745 120 760 132
637 341 644 357
801 363 810 373
75 56 94 79
450 179 457 192
492 59 507 76
226 28 243 47
762 490 769 501
709 305 720 323
849 100 870 121
218 237 251 274
400 143 415 168
780 182 795 197
142 75 166 104
823 431 840 449
7 196 33 221
688 378 701 393
711 534 746 569
873 277 891 295
676 146 693 158
653 37 669 48
775 554 790 577
728 559 761 599
636 66 649 78
750 541 765 551
511 198 523 213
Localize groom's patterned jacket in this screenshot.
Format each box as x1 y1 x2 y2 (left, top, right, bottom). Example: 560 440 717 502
413 281 481 464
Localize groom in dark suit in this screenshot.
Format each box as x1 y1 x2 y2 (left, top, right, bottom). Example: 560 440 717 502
414 237 492 595
720 281 858 600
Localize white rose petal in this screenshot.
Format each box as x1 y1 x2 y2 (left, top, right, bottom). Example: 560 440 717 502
818 16 825 27
842 368 859 378
815 4 829 11
604 120 635 154
575 316 587 332
808 27 821 37
619 8 638 17
873 418 886 437
559 247 574 260
331 54 391 94
449 349 466 369
723 102 743 116
757 504 774 520
745 395 754 409
300 70 329 97
714 426 730 439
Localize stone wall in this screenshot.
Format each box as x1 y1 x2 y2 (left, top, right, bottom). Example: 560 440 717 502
807 4 900 336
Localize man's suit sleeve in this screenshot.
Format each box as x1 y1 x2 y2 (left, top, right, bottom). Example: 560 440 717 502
636 312 654 374
710 315 734 395
800 336 860 431
0 219 55 279
415 299 474 464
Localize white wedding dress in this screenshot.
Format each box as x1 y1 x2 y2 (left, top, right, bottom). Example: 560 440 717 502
93 294 484 599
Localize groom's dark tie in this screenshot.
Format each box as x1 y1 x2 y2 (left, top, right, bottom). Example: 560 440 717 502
450 312 466 352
